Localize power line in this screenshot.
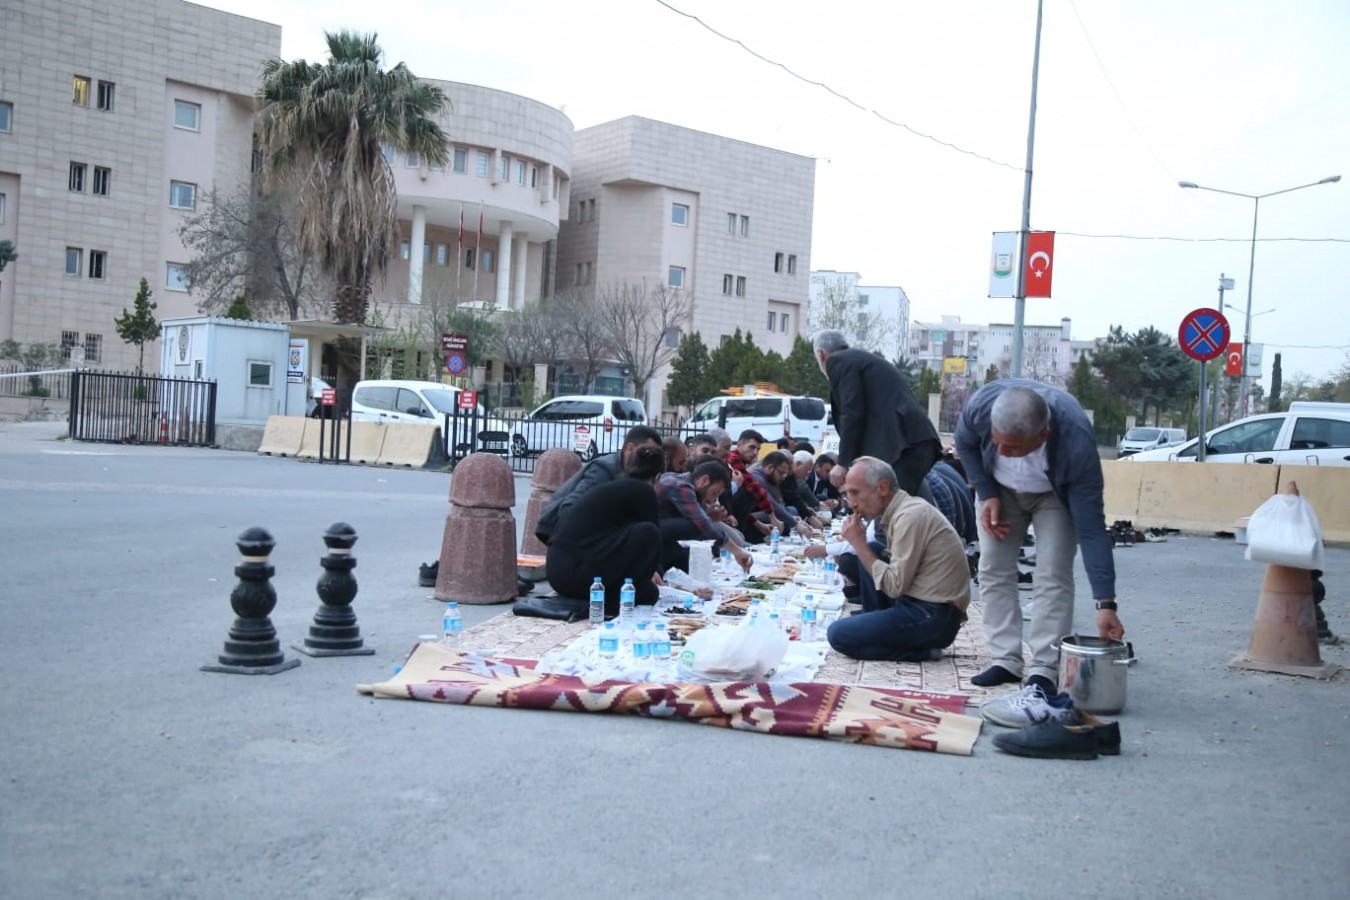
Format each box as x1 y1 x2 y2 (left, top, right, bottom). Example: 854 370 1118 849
652 0 1024 172
1058 231 1350 243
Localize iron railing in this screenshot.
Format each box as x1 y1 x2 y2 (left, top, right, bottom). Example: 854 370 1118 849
69 370 218 446
0 366 76 400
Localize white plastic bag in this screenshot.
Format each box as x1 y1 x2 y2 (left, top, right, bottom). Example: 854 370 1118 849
1244 493 1324 570
677 617 789 682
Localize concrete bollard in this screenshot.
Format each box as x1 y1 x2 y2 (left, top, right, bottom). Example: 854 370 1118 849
1229 481 1337 679
292 522 375 657
202 526 300 675
520 449 582 557
435 453 518 605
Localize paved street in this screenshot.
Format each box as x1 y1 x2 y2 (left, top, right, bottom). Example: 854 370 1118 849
1 420 1347 899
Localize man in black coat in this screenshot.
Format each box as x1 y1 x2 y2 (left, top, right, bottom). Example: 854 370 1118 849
814 329 942 498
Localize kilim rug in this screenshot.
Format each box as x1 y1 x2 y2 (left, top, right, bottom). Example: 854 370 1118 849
455 599 1022 704
357 642 982 755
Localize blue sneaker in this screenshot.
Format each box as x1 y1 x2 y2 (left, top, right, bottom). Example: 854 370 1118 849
980 685 1076 728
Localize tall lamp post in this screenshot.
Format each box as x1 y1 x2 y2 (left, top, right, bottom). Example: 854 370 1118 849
1178 175 1340 418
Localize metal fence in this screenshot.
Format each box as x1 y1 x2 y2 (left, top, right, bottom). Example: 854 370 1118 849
69 370 218 446
0 365 76 400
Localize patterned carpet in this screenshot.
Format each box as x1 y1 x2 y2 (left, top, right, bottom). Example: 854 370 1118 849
463 599 1013 704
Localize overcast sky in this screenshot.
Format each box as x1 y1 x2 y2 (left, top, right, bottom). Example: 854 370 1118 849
199 0 1350 385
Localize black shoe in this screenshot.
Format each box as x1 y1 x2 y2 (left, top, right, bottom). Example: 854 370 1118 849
842 583 860 600
1026 674 1057 697
1018 570 1034 591
993 721 1100 760
418 560 438 588
517 576 533 597
971 665 1021 687
1072 711 1122 756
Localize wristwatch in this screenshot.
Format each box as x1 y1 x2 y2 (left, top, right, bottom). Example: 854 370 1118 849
1095 600 1118 611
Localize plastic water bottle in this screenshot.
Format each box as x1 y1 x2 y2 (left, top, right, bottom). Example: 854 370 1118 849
652 623 672 660
746 597 763 626
441 601 463 648
619 578 637 628
769 529 781 562
768 610 782 632
633 621 652 660
589 577 606 626
598 621 619 658
800 593 819 642
823 558 839 590
719 547 732 575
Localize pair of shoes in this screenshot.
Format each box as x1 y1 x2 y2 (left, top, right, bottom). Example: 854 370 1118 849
992 710 1122 760
1017 570 1034 591
980 684 1076 728
418 560 438 588
971 664 1021 687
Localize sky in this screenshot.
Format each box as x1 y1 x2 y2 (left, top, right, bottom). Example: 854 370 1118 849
197 0 1350 385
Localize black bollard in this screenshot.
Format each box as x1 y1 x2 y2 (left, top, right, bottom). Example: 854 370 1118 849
292 522 375 657
202 526 301 675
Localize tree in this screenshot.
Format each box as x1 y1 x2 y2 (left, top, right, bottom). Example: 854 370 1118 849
707 329 770 389
365 273 496 382
0 240 14 306
806 273 896 353
114 278 159 374
914 366 941 402
890 355 917 387
552 289 612 393
596 280 691 404
666 331 712 411
780 334 829 397
1067 356 1098 409
257 30 450 324
178 184 321 321
1268 352 1283 412
1091 325 1192 425
223 295 252 320
984 363 1001 385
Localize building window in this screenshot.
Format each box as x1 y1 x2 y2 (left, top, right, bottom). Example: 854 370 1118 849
0 193 5 224
587 199 596 221
787 254 797 275
530 166 539 188
453 147 467 173
727 212 736 234
463 248 475 270
574 263 583 286
428 154 443 171
0 101 11 132
672 203 689 227
435 243 448 266
93 166 111 196
65 247 82 276
481 249 495 273
61 331 79 359
406 152 421 168
381 143 395 165
88 250 106 280
585 261 593 284
97 81 115 111
774 252 784 273
499 155 510 180
740 215 749 237
248 361 273 387
668 266 686 289
515 160 526 185
475 151 489 177
165 263 190 292
399 240 410 261
169 180 196 210
767 312 776 332
83 333 102 363
68 162 86 192
173 100 200 131
722 274 733 295
780 313 790 333
72 75 90 107
422 242 431 263
735 275 747 297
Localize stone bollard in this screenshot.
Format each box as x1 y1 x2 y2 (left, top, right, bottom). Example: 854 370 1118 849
520 449 582 557
292 522 375 657
202 526 300 675
435 453 518 604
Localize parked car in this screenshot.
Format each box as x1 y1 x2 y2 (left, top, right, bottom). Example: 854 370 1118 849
349 379 511 454
510 395 647 461
1117 426 1187 457
685 394 829 445
1120 409 1350 466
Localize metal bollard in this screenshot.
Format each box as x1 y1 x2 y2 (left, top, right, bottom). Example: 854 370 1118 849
292 522 375 657
202 526 300 675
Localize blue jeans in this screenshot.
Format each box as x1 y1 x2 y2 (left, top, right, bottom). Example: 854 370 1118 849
827 564 965 661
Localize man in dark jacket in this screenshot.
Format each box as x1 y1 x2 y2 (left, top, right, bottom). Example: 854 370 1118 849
534 425 662 545
814 330 941 498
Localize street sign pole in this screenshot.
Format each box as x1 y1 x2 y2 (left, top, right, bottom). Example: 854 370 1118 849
1178 307 1231 463
1197 361 1207 462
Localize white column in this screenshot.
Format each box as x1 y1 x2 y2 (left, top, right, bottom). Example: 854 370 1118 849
408 204 427 305
496 220 514 310
512 233 528 310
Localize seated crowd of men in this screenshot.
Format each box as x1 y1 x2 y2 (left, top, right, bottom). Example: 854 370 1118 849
534 425 977 661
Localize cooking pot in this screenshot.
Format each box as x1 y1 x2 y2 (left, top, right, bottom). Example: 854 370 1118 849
1058 635 1136 714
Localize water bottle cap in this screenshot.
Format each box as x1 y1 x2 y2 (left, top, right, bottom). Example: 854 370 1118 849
624 577 633 584
446 601 459 608
604 621 615 629
637 621 648 630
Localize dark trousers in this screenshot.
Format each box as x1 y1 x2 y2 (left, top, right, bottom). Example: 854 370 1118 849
894 439 941 498
658 517 703 572
826 560 964 661
546 521 661 617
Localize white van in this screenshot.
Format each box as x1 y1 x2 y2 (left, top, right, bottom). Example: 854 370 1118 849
510 395 648 461
349 379 510 454
685 394 829 446
1117 426 1187 457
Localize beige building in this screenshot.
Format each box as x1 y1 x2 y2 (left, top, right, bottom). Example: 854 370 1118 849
0 0 280 370
557 116 815 411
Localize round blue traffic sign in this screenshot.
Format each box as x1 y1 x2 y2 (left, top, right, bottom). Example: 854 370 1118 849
1178 308 1230 362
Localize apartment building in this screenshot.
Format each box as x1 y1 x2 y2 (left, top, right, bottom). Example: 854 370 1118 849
806 269 910 359
557 116 815 412
910 315 1083 384
0 0 280 370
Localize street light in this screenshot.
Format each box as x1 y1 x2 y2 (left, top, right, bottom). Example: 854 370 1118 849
1179 175 1341 417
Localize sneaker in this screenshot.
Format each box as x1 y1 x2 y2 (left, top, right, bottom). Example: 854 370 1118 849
1018 570 1034 591
981 685 1076 728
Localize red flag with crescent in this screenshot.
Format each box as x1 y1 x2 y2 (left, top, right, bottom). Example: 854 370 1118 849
1024 231 1055 297
1225 343 1244 376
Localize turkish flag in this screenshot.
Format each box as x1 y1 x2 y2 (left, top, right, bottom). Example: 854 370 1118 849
1225 343 1244 376
1024 231 1055 297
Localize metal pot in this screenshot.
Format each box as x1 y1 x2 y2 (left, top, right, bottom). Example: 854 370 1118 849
1058 635 1136 714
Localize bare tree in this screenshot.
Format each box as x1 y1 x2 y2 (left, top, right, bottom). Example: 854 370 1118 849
365 271 497 381
552 288 613 393
178 184 324 321
807 273 896 353
597 280 692 403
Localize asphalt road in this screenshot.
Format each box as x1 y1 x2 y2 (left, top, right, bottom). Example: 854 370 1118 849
1 421 1347 899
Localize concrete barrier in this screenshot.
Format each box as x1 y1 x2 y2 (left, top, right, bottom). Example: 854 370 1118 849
347 421 387 465
1101 461 1144 522
1275 465 1350 543
1133 461 1279 534
295 417 325 460
257 415 307 457
374 422 441 468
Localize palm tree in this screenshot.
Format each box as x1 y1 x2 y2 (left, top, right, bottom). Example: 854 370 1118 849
256 31 449 324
